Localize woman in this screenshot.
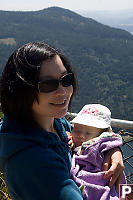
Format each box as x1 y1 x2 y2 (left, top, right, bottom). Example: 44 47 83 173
0 42 124 200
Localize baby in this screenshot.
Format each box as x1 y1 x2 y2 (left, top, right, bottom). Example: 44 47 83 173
69 104 126 200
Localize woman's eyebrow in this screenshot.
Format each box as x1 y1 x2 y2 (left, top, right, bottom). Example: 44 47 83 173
40 75 55 80
40 71 68 80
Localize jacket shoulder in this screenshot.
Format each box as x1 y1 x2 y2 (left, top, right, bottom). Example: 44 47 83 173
60 117 72 132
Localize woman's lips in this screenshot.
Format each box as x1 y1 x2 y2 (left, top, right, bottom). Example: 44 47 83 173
50 99 67 108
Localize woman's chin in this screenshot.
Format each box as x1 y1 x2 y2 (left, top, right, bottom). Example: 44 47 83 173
54 108 68 119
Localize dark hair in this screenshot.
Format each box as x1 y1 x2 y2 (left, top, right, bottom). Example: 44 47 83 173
0 41 77 126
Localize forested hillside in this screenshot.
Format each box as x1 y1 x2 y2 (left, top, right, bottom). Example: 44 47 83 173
0 7 133 120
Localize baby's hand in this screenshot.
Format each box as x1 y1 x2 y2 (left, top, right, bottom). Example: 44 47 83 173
66 131 75 149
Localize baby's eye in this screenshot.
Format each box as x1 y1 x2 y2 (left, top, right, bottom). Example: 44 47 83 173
72 130 80 134
72 129 77 133
86 132 90 135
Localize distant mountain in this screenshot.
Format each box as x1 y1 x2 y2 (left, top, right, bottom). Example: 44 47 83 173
77 9 133 34
0 7 133 121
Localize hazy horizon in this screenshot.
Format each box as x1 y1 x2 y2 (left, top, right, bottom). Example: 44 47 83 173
0 0 133 12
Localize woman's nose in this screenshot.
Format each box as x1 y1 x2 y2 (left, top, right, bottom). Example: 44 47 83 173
55 83 66 96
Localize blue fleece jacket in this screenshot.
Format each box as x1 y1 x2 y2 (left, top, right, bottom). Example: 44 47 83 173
0 117 83 200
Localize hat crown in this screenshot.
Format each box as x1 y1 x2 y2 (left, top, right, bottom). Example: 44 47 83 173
81 106 99 116
72 104 111 129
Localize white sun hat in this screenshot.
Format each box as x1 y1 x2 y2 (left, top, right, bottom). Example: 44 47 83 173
71 104 111 129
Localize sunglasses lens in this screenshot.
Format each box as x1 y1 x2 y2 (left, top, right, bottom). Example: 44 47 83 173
38 73 74 93
39 80 58 93
61 73 74 87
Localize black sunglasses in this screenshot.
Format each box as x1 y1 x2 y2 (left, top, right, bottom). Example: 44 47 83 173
38 73 74 93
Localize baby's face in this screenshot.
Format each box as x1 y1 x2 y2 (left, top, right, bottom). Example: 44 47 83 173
71 123 102 147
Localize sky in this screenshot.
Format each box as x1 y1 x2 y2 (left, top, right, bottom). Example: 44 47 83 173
0 0 133 12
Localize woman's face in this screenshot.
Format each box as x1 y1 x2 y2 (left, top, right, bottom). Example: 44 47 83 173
32 55 73 119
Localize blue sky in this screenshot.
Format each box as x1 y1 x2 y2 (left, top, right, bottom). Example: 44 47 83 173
1 0 133 11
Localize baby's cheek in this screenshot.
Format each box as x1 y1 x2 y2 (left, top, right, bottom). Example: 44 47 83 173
83 135 90 142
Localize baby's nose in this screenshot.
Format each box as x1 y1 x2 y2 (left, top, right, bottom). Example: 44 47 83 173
77 135 85 139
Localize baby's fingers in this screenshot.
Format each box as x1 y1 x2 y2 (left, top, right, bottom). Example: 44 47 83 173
68 135 75 149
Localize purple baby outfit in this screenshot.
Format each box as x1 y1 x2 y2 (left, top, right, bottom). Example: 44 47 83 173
71 132 126 200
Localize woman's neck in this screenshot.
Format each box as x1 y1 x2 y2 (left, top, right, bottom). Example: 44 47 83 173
34 115 55 133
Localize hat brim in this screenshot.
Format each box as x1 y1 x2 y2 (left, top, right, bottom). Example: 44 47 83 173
71 114 110 129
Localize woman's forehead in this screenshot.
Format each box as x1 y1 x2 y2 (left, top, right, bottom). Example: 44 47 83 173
39 55 67 79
